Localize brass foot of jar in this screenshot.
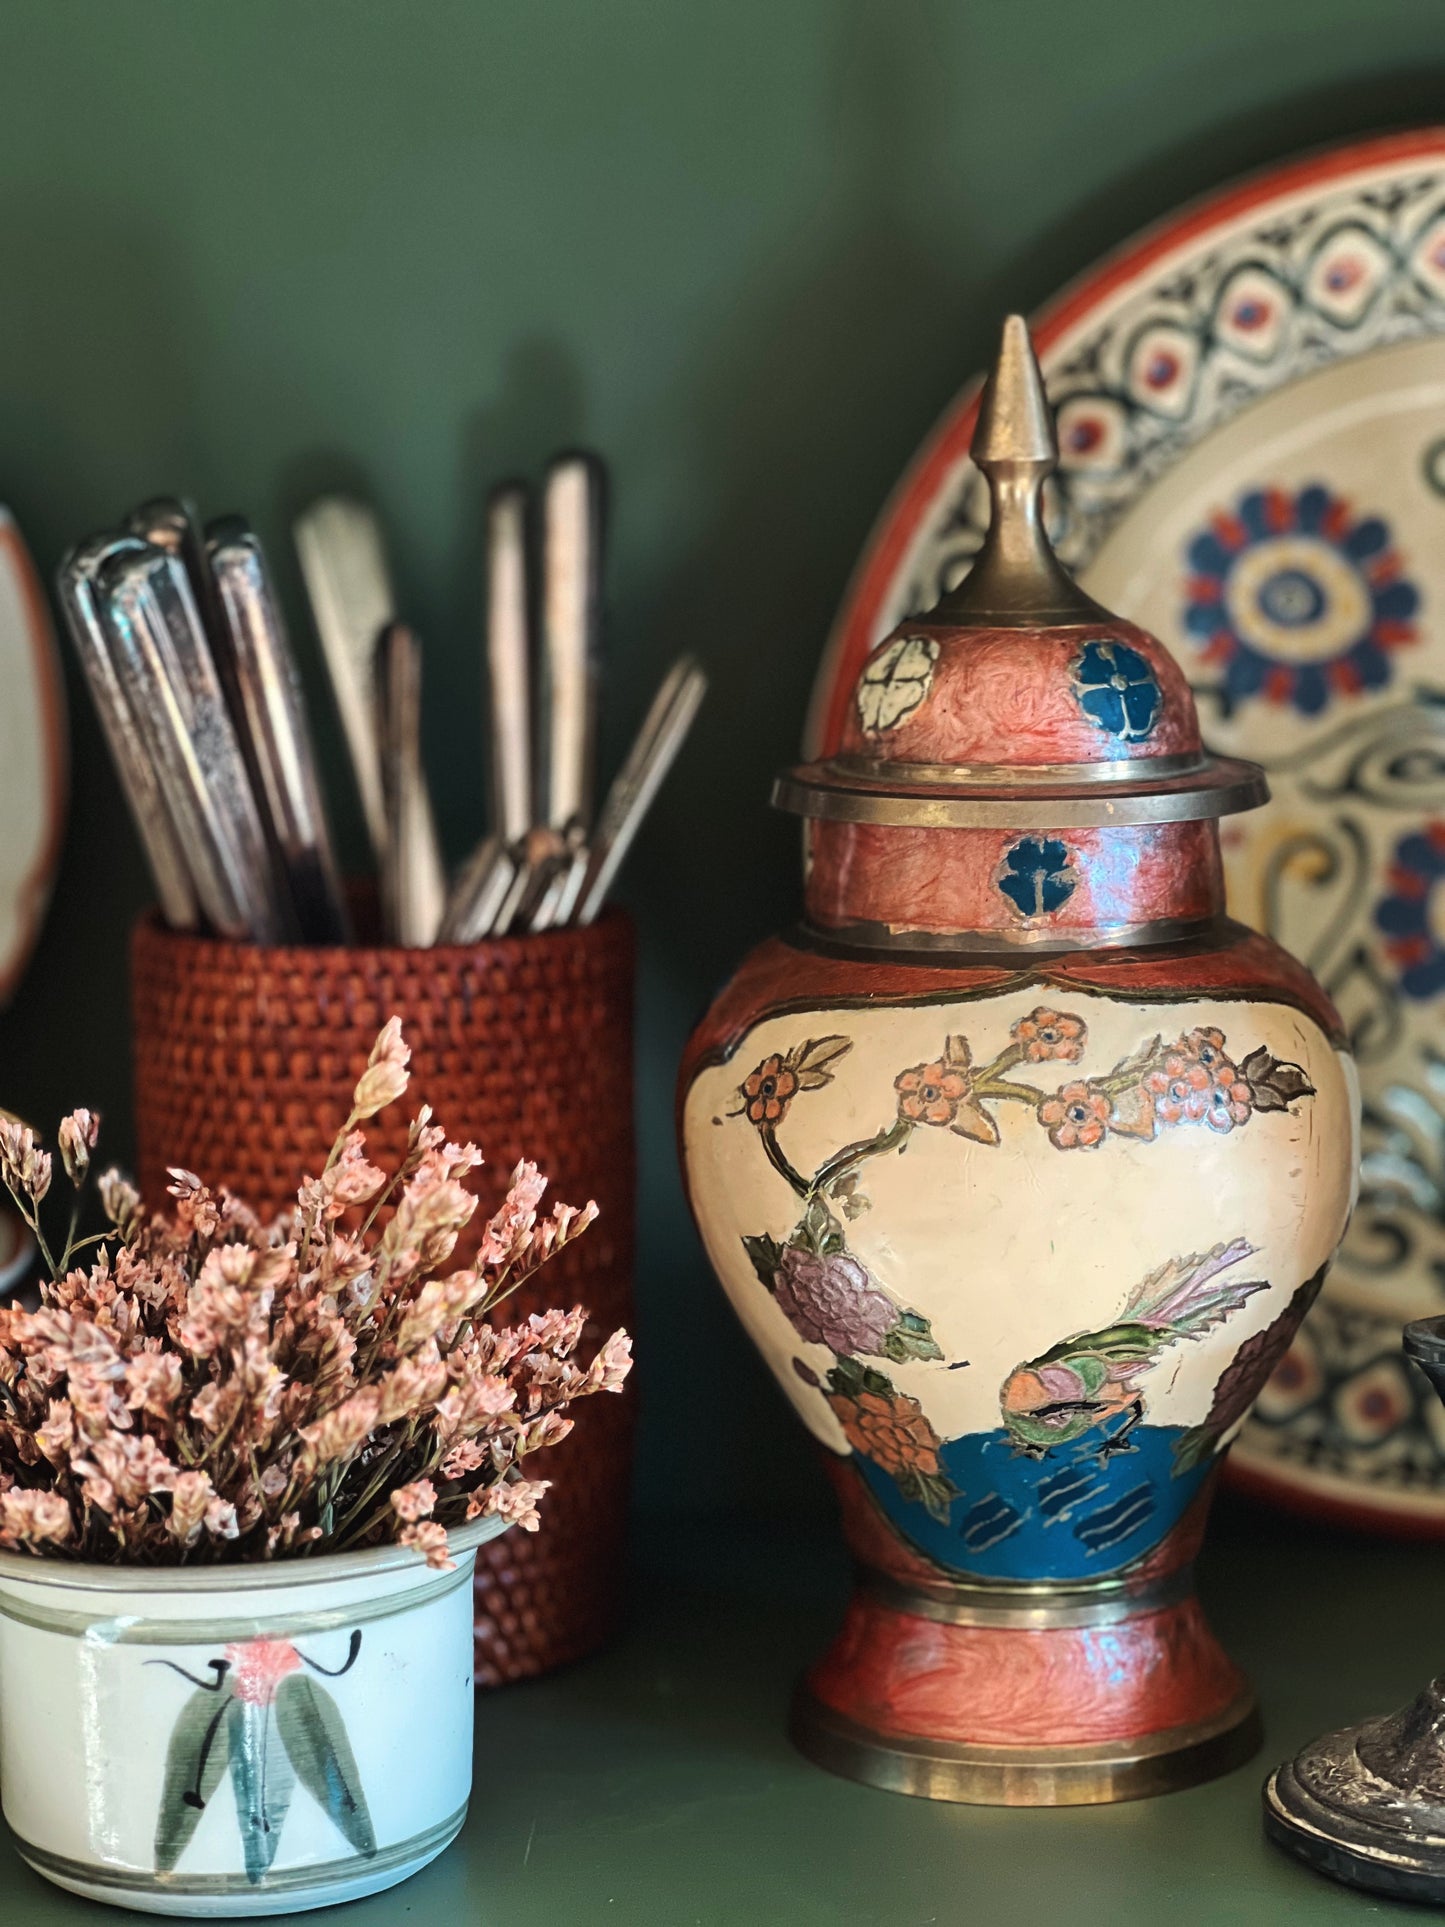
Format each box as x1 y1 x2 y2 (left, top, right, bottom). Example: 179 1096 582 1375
792 1565 1262 1806
793 1683 1261 1806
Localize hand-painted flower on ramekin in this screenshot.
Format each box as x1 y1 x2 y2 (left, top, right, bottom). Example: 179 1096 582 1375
773 1246 896 1358
894 1036 998 1142
154 1628 373 1885
826 1384 944 1482
225 1637 302 1706
1039 1080 1112 1149
1010 1006 1087 1063
1182 483 1419 715
740 1052 800 1128
1376 823 1445 1000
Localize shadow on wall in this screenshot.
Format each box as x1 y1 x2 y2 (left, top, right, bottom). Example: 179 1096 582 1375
274 337 594 867
0 205 216 1178
623 0 987 1520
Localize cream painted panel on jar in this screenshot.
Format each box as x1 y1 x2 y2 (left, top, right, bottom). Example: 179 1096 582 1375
684 988 1356 1453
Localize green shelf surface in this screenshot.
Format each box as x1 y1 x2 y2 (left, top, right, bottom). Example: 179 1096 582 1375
1 1501 1439 1924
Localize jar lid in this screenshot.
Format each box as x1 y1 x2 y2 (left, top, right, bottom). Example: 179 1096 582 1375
774 317 1267 831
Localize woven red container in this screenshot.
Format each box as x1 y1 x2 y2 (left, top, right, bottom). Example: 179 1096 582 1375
129 908 636 1688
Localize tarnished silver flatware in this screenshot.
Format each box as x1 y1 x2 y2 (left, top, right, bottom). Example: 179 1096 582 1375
206 518 350 945
56 534 198 929
540 454 603 837
376 622 445 947
485 484 533 849
293 494 394 863
576 656 706 925
128 497 219 639
97 543 284 942
438 832 515 944
295 495 445 939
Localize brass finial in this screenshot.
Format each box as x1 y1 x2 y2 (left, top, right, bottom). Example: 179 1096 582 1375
932 314 1109 627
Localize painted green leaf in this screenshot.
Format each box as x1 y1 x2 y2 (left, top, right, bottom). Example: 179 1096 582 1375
229 1697 297 1884
900 1467 961 1525
827 1355 896 1401
800 1194 844 1256
154 1685 234 1874
740 1233 782 1289
793 1035 851 1087
277 1674 377 1858
881 1311 944 1364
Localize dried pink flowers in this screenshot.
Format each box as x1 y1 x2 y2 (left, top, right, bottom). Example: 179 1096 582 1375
0 1021 630 1570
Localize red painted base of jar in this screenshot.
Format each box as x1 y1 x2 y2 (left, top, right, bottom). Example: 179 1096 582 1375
791 1455 1258 1805
794 1581 1258 1805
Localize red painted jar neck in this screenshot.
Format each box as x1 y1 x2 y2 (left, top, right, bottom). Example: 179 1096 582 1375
803 819 1226 949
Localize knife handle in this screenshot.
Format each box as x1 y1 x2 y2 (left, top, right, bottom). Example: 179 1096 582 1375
540 454 604 834
57 535 199 929
99 545 285 942
485 485 533 846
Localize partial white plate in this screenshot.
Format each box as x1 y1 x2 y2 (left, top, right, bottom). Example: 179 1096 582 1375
0 506 65 1004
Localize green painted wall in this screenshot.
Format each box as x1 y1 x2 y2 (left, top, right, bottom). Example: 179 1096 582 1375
0 0 1440 1515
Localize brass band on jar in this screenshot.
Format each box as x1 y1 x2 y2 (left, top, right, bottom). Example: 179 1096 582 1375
859 1565 1194 1629
792 913 1222 959
825 748 1212 787
790 1687 1263 1807
773 758 1269 830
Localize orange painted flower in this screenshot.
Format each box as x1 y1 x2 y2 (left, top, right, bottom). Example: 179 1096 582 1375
1039 1080 1113 1149
1011 1007 1087 1063
740 1053 800 1128
225 1637 302 1706
895 1058 969 1125
894 1035 998 1142
827 1386 943 1480
1144 1049 1216 1125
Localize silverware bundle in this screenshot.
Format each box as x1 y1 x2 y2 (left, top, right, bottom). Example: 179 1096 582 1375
58 456 706 947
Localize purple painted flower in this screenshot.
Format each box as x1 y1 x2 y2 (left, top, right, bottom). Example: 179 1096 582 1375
773 1246 895 1357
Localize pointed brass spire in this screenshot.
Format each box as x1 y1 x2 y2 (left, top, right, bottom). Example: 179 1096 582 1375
932 315 1109 627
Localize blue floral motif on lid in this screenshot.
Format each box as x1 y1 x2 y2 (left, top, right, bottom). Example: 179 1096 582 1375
998 838 1076 918
1071 638 1161 743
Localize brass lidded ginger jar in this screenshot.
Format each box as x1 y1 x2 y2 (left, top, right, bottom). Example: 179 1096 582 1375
679 318 1360 1805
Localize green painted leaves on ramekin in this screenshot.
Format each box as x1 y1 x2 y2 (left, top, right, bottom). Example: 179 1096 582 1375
155 1686 233 1873
275 1673 376 1858
230 1696 298 1883
153 1649 375 1882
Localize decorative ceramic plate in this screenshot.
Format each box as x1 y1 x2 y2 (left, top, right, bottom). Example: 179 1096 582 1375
0 1211 31 1298
0 506 65 1304
810 128 1445 1534
0 506 64 1005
